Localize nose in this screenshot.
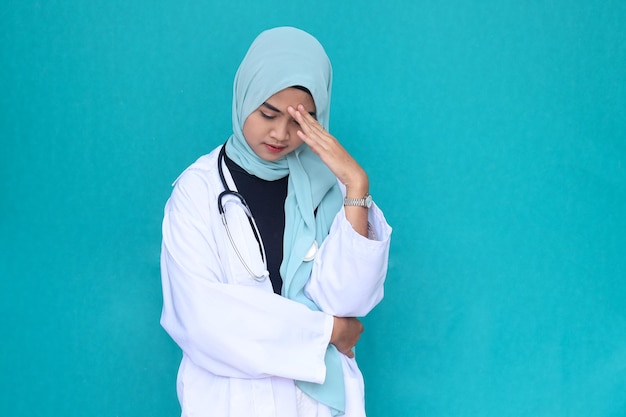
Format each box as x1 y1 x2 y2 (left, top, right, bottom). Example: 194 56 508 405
270 121 290 142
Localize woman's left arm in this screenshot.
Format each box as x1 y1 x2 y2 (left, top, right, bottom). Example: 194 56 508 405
289 105 392 317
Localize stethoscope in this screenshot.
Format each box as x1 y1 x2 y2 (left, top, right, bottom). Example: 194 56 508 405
216 144 319 282
217 145 269 282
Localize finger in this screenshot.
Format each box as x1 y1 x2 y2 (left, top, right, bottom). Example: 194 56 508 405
294 115 335 153
339 347 355 358
297 104 322 127
289 104 317 123
290 105 325 136
287 106 313 138
295 125 331 154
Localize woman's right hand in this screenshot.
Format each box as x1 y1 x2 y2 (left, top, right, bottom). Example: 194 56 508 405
330 317 364 358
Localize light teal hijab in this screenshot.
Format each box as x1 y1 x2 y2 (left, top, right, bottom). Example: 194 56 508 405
224 27 345 415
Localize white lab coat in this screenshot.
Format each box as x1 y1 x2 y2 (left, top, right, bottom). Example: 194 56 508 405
160 146 392 417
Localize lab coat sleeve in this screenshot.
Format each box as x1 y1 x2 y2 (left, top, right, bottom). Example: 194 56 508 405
160 170 333 383
305 202 392 317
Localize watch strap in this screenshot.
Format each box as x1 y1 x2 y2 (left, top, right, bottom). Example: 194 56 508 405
343 193 372 208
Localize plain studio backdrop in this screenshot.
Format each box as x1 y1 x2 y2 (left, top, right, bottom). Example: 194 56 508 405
1 1 625 416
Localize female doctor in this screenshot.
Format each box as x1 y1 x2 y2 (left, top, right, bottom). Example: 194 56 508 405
160 27 392 417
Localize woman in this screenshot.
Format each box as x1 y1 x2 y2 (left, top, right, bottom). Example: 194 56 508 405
160 26 392 417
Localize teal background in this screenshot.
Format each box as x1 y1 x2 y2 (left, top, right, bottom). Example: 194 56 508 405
1 1 625 416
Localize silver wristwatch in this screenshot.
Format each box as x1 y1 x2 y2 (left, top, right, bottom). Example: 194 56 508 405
343 193 373 208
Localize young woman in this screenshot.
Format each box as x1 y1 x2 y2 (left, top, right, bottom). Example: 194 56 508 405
160 26 392 417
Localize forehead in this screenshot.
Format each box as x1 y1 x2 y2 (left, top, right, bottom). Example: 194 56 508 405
264 87 316 111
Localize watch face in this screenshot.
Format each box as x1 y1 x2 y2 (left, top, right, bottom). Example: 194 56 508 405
365 194 373 208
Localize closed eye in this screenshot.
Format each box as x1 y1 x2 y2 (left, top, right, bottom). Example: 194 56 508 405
260 111 276 120
260 102 281 119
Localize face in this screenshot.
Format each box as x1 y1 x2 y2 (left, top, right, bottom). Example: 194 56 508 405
242 87 316 161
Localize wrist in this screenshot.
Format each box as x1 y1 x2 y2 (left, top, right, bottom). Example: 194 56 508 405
345 187 369 199
343 169 369 198
345 180 369 199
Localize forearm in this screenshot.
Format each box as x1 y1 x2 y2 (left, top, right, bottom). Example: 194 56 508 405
305 204 392 317
161 253 333 382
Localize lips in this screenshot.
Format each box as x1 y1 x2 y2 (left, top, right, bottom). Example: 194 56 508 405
264 143 287 153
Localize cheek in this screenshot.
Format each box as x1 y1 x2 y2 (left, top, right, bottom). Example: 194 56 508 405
290 127 305 146
288 124 299 137
242 118 260 142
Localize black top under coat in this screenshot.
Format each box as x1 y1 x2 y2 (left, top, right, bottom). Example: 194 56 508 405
224 153 288 294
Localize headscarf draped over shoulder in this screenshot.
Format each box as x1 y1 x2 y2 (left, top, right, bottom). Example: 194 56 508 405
224 27 345 415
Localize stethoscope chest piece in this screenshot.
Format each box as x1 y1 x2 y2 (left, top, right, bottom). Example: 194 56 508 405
303 240 318 262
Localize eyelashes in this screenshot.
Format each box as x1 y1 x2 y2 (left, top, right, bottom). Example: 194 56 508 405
259 111 301 127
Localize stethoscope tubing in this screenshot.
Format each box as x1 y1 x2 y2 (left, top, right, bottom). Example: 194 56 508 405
217 145 268 282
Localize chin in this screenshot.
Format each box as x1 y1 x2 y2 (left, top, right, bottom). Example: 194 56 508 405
262 154 285 162
253 150 283 162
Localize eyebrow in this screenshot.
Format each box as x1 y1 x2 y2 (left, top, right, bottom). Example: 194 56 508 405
262 102 317 118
